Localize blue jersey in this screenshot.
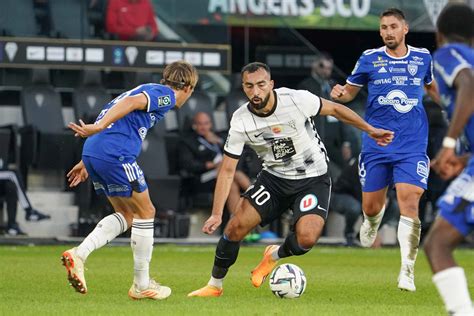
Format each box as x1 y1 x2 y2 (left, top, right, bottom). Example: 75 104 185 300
347 45 434 154
433 43 474 153
83 84 175 163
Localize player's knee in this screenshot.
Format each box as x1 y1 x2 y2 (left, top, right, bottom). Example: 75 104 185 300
297 234 317 250
136 203 155 219
423 232 435 257
224 218 248 241
362 201 385 215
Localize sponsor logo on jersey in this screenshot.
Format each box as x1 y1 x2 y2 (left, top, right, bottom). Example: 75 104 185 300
392 76 408 85
272 125 282 134
93 181 105 190
300 194 317 212
378 67 387 73
108 184 129 193
389 67 406 73
158 95 171 107
410 78 422 86
408 64 418 76
372 60 387 67
138 175 146 186
417 161 429 179
374 78 391 85
149 113 156 126
271 137 295 160
410 59 424 66
377 90 419 113
358 159 366 187
389 60 408 64
138 127 148 140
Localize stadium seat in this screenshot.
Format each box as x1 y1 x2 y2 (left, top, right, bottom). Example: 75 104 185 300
123 72 158 89
137 128 181 213
177 91 215 133
224 90 248 122
73 70 111 124
0 0 37 37
20 69 76 180
48 0 90 39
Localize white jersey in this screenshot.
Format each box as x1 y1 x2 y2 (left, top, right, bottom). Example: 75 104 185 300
224 87 328 180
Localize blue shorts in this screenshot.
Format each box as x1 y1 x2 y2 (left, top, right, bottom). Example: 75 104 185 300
358 152 429 192
82 155 148 197
437 167 474 236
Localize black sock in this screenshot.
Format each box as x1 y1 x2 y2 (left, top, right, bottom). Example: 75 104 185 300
278 233 311 258
212 235 240 279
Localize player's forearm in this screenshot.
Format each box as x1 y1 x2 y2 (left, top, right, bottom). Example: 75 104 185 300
446 76 474 140
210 169 236 217
425 82 441 105
330 102 373 133
96 97 145 130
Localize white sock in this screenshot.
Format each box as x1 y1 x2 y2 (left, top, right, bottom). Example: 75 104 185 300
208 276 223 288
76 212 127 261
131 218 155 290
397 216 421 267
271 246 281 261
363 204 385 228
433 267 474 315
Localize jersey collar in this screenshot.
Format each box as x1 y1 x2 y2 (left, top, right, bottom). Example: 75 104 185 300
384 45 411 59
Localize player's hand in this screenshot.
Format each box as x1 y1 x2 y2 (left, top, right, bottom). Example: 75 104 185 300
202 214 222 235
68 119 102 138
330 84 346 101
367 128 394 146
67 161 89 187
432 147 464 180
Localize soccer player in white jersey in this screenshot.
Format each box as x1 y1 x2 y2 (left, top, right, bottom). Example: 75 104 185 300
61 61 198 299
331 8 439 291
188 62 394 297
423 4 474 315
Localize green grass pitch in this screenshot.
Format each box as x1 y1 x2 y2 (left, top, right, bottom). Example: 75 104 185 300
1 245 473 315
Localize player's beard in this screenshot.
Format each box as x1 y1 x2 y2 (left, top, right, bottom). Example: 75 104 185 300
249 92 271 110
384 37 399 50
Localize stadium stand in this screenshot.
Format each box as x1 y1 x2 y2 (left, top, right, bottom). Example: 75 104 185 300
19 69 76 182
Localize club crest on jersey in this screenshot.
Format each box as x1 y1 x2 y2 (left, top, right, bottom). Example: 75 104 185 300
158 95 171 107
300 194 317 212
408 64 418 76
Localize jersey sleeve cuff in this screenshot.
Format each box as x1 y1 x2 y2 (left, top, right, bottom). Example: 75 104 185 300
224 150 241 160
315 95 322 116
142 91 151 112
346 79 364 87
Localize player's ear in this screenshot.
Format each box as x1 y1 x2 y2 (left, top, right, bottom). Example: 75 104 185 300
403 21 409 35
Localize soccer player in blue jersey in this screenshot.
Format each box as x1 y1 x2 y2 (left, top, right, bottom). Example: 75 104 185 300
330 8 439 291
423 4 474 315
61 61 198 300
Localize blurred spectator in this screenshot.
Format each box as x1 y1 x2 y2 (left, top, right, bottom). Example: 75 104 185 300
179 112 250 213
106 0 158 41
298 52 335 99
419 96 450 238
0 170 50 236
298 52 358 171
331 157 399 246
